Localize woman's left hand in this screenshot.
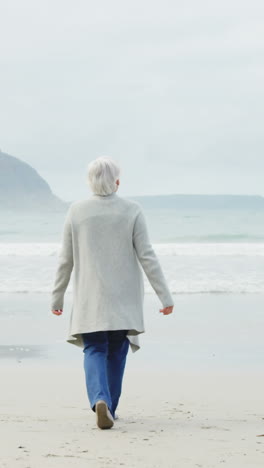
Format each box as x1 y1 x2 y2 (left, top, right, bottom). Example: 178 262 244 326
52 309 63 315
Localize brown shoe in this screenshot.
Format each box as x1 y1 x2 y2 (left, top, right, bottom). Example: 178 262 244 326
95 400 114 429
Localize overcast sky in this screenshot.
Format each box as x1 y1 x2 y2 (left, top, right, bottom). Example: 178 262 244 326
0 0 263 201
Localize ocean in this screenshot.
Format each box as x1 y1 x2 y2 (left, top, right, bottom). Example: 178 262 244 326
0 205 264 294
0 200 263 368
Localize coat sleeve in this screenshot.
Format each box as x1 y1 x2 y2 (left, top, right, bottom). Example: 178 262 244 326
132 208 174 308
50 205 74 310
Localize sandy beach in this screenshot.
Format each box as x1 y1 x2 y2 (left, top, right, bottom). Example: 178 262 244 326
0 364 263 468
0 293 263 467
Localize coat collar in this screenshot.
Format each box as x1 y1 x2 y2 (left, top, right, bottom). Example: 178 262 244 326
91 192 118 200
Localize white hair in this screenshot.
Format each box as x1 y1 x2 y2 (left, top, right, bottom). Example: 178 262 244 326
86 156 121 195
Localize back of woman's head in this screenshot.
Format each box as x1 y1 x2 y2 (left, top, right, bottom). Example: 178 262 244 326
86 156 120 195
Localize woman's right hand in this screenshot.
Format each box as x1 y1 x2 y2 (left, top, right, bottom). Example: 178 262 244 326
52 309 63 315
159 305 174 315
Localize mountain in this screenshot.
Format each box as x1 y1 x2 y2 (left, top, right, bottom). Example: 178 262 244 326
0 151 68 212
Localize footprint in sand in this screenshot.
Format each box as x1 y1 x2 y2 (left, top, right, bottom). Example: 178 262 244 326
201 425 230 431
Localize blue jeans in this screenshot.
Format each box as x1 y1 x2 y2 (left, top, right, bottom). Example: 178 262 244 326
82 330 129 419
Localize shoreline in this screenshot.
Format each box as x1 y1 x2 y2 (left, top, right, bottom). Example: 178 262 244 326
0 292 263 372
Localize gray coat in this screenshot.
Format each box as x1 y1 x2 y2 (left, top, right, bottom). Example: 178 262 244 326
50 191 174 353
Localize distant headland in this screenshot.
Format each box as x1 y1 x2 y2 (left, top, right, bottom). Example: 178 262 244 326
1 150 263 212
0 151 68 212
128 193 264 210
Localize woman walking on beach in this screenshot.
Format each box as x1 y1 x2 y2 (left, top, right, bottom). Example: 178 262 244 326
50 156 174 429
